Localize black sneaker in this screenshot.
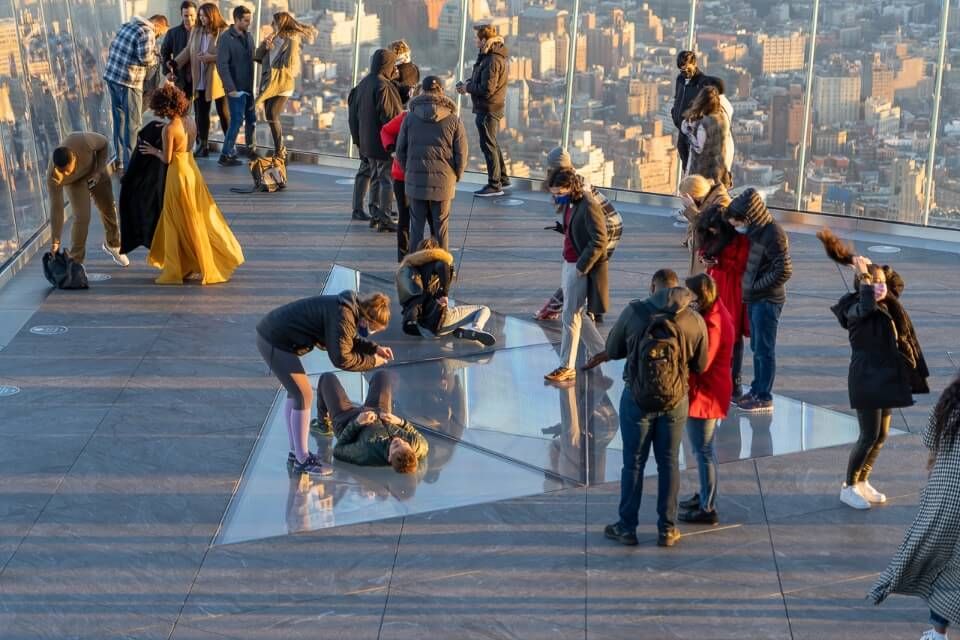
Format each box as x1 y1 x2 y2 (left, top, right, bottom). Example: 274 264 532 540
474 185 505 197
375 216 398 232
604 523 638 546
738 394 773 413
351 210 372 221
291 452 333 476
218 154 242 167
679 493 700 511
453 327 496 346
309 416 334 437
501 177 512 188
678 509 719 526
657 529 681 547
287 451 296 464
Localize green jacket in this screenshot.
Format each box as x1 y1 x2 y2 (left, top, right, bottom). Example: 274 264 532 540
333 417 429 466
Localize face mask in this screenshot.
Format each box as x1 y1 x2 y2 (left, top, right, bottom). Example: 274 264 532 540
873 283 888 301
553 194 571 206
734 225 748 235
358 322 370 338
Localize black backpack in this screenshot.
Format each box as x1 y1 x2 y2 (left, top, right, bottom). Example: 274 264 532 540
42 250 89 290
626 301 687 411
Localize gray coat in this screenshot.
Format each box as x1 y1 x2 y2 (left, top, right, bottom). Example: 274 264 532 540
565 193 609 315
216 26 255 95
395 93 467 202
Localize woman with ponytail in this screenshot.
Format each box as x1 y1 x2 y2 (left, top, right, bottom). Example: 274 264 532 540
256 291 394 475
818 228 929 510
870 377 960 640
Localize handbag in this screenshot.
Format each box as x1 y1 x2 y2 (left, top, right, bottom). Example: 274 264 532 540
42 249 89 289
230 156 287 194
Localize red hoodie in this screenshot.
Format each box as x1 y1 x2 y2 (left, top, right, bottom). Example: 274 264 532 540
380 112 407 182
688 298 735 419
704 234 750 338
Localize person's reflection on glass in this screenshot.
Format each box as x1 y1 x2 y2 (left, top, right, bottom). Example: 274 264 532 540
544 377 584 482
713 414 742 465
746 411 773 459
284 468 333 535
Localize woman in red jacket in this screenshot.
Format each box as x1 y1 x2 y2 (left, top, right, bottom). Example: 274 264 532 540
380 65 423 259
695 204 750 400
679 273 735 525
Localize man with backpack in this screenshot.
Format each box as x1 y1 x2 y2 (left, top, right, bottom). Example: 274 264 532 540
586 269 708 547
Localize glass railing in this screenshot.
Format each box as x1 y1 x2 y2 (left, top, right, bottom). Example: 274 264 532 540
1 0 956 272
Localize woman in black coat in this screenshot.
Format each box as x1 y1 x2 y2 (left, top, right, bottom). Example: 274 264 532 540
119 120 167 254
256 291 395 476
822 230 929 511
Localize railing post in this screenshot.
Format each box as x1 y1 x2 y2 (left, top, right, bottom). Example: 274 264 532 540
795 0 820 211
559 0 581 149
923 0 951 226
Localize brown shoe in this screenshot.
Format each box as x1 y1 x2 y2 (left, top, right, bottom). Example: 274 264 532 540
544 366 576 382
657 529 681 547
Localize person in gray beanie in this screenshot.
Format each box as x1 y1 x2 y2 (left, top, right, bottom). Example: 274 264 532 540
535 147 623 322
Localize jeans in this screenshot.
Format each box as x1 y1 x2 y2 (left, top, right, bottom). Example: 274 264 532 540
748 301 783 401
686 417 719 512
353 156 372 215
222 93 256 158
263 95 288 156
731 336 744 394
617 390 688 534
410 199 452 251
368 158 394 219
475 111 507 188
846 408 892 485
559 261 604 370
107 80 142 168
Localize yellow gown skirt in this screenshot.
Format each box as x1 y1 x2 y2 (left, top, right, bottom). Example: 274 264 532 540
148 152 245 284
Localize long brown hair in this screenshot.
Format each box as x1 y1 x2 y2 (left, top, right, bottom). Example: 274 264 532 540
273 11 317 43
930 376 960 465
546 168 586 201
816 227 854 266
683 85 720 121
198 2 227 34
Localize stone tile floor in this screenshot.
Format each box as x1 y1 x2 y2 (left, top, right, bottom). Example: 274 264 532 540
0 160 955 639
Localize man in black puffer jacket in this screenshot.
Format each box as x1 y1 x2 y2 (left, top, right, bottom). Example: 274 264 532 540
348 49 403 227
456 24 509 197
724 188 792 413
396 76 467 252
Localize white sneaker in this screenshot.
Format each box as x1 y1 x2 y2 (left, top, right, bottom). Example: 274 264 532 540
858 480 887 504
840 484 871 510
101 243 129 267
920 629 948 640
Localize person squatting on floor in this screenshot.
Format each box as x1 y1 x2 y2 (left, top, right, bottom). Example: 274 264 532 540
543 168 609 383
724 188 792 413
395 238 495 346
870 375 960 640
586 269 708 548
534 147 623 323
312 371 428 473
818 229 929 510
395 76 468 253
256 291 395 476
47 132 128 267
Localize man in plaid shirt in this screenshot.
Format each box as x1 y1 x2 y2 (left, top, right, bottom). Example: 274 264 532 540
103 14 169 171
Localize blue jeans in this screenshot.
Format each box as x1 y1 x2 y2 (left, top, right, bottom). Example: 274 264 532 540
222 93 256 158
686 417 719 512
106 80 142 168
617 390 688 534
748 301 783 401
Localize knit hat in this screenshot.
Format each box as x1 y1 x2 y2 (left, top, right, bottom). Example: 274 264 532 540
726 188 766 223
545 146 572 170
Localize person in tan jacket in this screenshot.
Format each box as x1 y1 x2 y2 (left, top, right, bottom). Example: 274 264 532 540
679 174 730 275
47 132 128 266
174 2 229 157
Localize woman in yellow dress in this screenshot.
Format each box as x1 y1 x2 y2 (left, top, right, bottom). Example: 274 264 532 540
139 83 244 284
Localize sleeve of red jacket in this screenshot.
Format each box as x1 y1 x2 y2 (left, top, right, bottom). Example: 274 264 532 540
380 113 404 153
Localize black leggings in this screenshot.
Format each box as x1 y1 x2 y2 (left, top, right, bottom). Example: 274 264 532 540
256 334 311 411
195 95 230 144
846 408 892 485
263 96 288 156
317 370 395 436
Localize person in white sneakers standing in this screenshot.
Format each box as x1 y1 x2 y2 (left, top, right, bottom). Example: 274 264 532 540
819 229 928 510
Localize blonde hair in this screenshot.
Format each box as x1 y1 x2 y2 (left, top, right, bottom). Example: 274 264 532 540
389 39 411 63
679 175 711 200
358 292 391 331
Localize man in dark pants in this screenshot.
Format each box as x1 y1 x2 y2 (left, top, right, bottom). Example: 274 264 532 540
456 24 509 197
216 5 256 166
348 49 403 227
161 1 197 97
724 189 792 414
585 269 708 548
671 50 708 175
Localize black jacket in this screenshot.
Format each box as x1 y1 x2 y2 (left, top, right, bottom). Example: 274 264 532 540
119 121 166 254
348 50 403 161
396 92 467 201
565 193 609 315
216 26 255 95
161 24 192 92
671 70 709 128
466 39 508 114
831 285 928 410
256 291 380 371
728 189 792 304
395 248 454 335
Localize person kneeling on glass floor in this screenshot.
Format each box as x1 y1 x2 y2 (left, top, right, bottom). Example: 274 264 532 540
395 238 496 346
315 371 428 474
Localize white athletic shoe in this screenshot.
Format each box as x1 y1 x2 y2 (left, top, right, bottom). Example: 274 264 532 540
858 480 887 504
840 484 871 510
101 243 129 267
920 629 948 640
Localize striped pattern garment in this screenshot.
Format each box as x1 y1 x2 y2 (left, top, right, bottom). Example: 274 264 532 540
870 410 960 623
104 17 157 89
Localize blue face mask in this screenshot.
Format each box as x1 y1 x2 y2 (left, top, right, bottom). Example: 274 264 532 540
553 194 571 206
734 224 749 235
358 322 369 338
